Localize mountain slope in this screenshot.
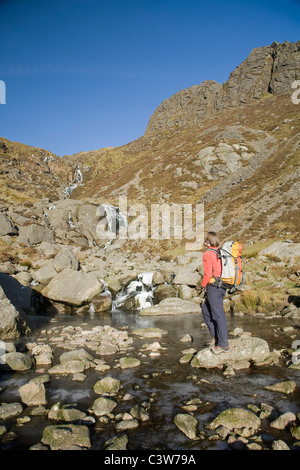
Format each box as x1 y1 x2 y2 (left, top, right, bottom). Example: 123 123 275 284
1 41 299 251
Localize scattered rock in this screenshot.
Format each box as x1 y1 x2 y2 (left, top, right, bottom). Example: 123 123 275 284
270 412 296 430
208 408 261 434
2 352 34 371
192 336 270 369
93 377 121 395
0 403 23 420
141 297 201 316
174 413 199 440
41 424 91 450
92 397 117 416
119 357 141 369
264 381 296 395
42 269 102 306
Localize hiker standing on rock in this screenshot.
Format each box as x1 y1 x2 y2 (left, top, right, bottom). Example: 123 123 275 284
201 232 230 354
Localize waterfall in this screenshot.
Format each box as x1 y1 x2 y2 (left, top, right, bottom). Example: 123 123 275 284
63 165 83 198
113 272 154 311
96 204 128 249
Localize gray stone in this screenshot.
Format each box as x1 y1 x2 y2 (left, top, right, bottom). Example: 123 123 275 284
18 382 47 406
32 263 57 285
0 212 18 236
270 412 296 430
264 380 296 395
119 357 141 369
52 248 79 272
153 284 177 302
141 297 201 316
0 283 30 340
174 413 198 440
2 352 34 371
17 224 54 246
41 269 102 306
208 408 261 433
192 336 270 369
0 403 23 420
92 397 117 416
42 424 91 450
93 377 121 395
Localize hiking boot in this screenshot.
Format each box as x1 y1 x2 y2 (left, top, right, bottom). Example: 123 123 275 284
210 345 230 355
205 338 216 347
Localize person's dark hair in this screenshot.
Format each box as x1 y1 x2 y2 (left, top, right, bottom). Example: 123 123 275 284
205 231 220 247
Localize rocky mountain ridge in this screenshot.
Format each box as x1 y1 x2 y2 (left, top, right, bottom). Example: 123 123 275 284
144 41 300 136
0 40 299 250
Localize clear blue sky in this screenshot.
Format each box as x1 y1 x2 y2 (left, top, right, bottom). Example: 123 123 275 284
0 0 299 156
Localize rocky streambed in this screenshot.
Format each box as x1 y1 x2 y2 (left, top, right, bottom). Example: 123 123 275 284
0 309 299 451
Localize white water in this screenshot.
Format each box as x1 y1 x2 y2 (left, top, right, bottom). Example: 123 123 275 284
63 166 83 197
113 272 155 311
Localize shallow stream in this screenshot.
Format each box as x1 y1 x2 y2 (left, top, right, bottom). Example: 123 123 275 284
0 309 299 450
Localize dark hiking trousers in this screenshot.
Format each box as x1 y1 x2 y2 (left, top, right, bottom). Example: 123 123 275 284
201 284 228 348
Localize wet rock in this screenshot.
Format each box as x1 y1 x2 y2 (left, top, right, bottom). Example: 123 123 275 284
272 440 290 450
93 377 121 395
132 327 168 339
92 397 117 417
104 434 128 450
0 282 31 340
0 403 23 420
174 413 199 440
26 343 54 365
59 348 94 368
208 408 261 434
18 382 47 406
141 297 201 316
291 425 300 440
2 351 34 371
42 424 91 450
116 419 139 431
104 275 122 295
130 404 149 422
48 403 86 422
41 269 102 307
119 357 141 369
153 284 176 302
264 380 296 395
192 336 270 369
92 292 112 312
270 412 296 430
48 361 86 375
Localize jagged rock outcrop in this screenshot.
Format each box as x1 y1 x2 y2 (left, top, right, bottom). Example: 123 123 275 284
145 41 300 136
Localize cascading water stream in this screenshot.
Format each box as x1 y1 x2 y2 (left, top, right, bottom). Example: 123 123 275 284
113 272 155 311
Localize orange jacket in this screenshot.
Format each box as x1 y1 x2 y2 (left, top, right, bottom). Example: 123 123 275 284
201 247 222 287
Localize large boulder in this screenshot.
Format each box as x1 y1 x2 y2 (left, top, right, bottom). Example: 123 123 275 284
42 424 91 450
17 223 54 246
41 269 102 307
191 335 270 369
52 248 79 272
173 268 201 286
260 242 300 261
208 408 261 433
140 297 201 316
0 212 18 236
0 280 31 340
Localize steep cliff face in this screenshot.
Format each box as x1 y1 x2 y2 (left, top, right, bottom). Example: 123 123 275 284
1 41 299 250
144 41 300 136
